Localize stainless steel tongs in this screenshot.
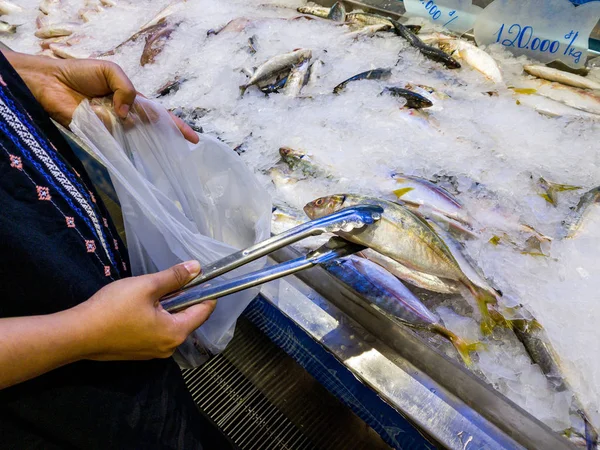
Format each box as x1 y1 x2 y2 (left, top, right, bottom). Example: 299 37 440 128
160 205 383 312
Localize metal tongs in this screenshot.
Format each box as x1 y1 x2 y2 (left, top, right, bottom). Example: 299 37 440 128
160 205 383 312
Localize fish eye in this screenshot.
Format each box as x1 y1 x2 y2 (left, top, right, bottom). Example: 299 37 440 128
315 198 324 206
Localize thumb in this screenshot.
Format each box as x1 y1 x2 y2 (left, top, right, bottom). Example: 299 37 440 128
149 260 202 298
170 300 217 335
102 61 136 119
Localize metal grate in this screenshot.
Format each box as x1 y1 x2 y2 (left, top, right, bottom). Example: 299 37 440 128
183 318 391 450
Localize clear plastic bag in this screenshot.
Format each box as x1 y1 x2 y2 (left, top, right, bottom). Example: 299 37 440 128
70 96 271 367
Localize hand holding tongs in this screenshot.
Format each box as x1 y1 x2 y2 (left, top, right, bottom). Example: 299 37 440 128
160 205 383 312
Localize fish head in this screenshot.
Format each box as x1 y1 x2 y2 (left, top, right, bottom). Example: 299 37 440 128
304 194 346 218
279 146 304 159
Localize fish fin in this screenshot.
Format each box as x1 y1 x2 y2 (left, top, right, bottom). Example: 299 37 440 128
551 183 582 193
488 305 513 330
239 85 248 96
393 187 414 198
432 324 482 367
513 88 537 94
464 283 500 335
489 235 501 246
538 192 555 205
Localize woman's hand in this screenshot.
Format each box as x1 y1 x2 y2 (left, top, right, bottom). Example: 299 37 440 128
74 260 216 360
0 261 215 389
2 50 199 143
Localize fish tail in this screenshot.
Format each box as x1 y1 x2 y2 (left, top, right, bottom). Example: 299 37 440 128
584 415 598 450
432 324 483 368
239 85 248 96
464 283 501 335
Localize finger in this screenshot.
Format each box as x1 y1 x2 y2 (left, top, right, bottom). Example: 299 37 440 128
171 300 217 335
169 113 200 144
102 62 136 119
148 260 201 297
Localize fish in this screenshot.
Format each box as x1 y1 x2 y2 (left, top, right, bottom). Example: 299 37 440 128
524 64 600 91
39 0 60 14
359 248 460 294
100 0 116 6
307 59 324 87
561 186 600 239
296 5 330 19
405 82 450 100
49 43 88 59
36 13 50 29
139 0 185 31
346 12 391 27
390 20 460 69
390 173 471 225
324 255 480 366
270 204 331 248
140 22 178 66
34 23 78 39
514 92 600 120
37 48 60 59
420 33 502 83
512 320 598 449
333 68 392 94
79 6 103 22
259 75 288 94
155 76 187 97
304 195 502 334
269 165 300 190
381 87 433 109
512 80 600 115
247 35 258 54
283 59 311 97
240 49 312 95
0 0 22 14
279 146 331 178
96 18 170 57
327 1 346 22
0 20 19 34
537 176 581 206
347 23 391 38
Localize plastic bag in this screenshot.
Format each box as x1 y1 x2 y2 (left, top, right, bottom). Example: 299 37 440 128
70 96 271 367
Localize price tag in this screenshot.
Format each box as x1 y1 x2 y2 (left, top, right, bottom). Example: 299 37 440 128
474 0 600 69
403 0 482 34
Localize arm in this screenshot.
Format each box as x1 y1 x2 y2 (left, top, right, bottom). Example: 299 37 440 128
1 49 199 143
0 261 216 390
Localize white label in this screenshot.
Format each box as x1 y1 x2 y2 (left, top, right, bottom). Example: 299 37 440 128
403 0 482 34
474 0 600 69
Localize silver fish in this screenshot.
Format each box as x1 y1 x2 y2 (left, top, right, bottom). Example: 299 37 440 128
282 59 311 97
561 186 600 239
0 0 22 14
359 248 460 294
325 255 480 366
35 23 79 39
296 5 330 19
304 194 502 334
525 64 600 91
240 49 312 95
0 20 19 34
391 173 471 225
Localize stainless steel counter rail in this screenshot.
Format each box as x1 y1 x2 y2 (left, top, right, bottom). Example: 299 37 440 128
267 245 577 450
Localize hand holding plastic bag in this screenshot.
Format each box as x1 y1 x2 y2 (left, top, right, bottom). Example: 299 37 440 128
70 96 271 367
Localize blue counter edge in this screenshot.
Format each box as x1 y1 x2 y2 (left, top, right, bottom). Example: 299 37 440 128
242 296 436 450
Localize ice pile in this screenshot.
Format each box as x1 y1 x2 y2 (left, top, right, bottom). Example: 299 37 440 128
6 0 600 433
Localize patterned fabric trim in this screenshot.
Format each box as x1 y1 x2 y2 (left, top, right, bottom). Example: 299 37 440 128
1 144 115 281
0 94 116 269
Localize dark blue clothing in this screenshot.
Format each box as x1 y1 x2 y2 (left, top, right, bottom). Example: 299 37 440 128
0 52 208 449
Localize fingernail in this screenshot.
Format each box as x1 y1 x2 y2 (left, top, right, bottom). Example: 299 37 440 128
182 260 201 275
119 104 130 118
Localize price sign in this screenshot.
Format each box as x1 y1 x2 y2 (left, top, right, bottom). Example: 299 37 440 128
474 0 600 69
403 0 482 34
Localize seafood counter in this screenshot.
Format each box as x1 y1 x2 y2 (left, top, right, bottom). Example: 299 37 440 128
3 0 600 447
